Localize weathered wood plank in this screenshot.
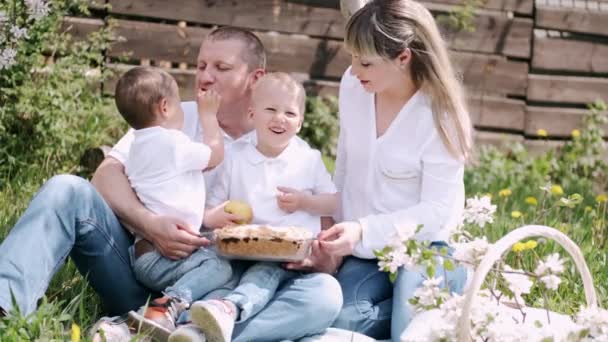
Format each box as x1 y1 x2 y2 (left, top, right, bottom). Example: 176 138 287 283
108 0 346 39
533 37 608 73
291 0 534 15
60 17 104 40
474 131 524 150
469 95 525 130
108 20 351 78
527 74 608 104
425 0 533 15
441 15 532 59
107 1 531 58
525 106 608 137
536 6 608 37
107 19 527 95
453 51 528 96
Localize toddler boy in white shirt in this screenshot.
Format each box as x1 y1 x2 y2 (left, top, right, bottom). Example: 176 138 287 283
185 72 338 342
114 66 232 336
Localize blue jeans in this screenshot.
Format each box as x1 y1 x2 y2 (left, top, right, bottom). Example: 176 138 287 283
224 261 295 322
179 261 343 342
333 251 467 341
132 248 232 303
0 175 151 315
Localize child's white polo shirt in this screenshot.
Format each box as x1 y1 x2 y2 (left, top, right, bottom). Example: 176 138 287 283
207 138 336 236
125 126 210 234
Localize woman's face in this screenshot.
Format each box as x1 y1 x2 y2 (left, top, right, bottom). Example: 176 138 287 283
349 54 405 94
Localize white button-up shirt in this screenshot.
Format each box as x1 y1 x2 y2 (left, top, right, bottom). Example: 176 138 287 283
124 127 210 237
335 68 465 258
207 138 336 236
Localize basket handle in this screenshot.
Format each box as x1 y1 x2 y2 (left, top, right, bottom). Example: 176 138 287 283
457 225 597 341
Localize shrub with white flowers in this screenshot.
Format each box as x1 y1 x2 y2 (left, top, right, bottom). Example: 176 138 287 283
376 192 608 341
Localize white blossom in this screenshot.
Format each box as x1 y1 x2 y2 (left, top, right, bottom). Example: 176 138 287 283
0 10 8 24
452 237 490 267
378 249 417 273
539 274 562 290
25 0 50 21
10 26 29 40
0 48 17 70
462 195 496 228
413 277 446 308
502 265 533 305
535 253 565 276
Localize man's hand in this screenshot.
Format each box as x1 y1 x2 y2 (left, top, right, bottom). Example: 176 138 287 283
197 89 221 117
284 240 343 274
317 221 363 257
276 186 307 213
146 215 210 260
203 202 242 229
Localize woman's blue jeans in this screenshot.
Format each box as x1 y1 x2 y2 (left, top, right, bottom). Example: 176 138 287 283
332 246 467 341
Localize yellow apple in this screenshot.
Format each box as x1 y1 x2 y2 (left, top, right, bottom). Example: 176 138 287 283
224 200 253 225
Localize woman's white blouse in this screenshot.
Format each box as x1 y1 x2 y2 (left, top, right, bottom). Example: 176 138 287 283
335 67 465 259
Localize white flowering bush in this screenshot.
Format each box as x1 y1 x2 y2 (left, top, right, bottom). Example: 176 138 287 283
377 193 608 341
0 0 123 180
0 1 122 339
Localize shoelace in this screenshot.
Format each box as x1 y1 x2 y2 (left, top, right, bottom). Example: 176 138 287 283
164 298 189 323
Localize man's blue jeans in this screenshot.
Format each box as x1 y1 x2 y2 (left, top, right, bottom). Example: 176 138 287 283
332 252 467 341
0 174 344 342
0 175 151 315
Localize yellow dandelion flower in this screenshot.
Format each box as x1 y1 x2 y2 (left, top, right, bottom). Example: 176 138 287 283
499 189 512 197
585 206 593 213
551 185 564 196
524 240 538 250
71 323 81 342
525 196 538 206
596 194 608 203
571 129 581 138
511 211 523 218
512 242 525 253
537 129 548 137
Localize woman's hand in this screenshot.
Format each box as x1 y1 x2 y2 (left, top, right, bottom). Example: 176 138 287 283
284 240 343 274
317 221 363 257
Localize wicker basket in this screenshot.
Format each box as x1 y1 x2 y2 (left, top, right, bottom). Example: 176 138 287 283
402 225 599 341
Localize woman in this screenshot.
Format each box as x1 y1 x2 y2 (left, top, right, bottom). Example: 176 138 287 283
319 0 472 339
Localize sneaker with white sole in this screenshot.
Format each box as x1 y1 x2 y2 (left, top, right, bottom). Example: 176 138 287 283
128 296 189 341
90 316 132 342
190 300 236 342
168 323 207 342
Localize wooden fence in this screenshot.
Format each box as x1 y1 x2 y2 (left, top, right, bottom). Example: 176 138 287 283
64 0 608 153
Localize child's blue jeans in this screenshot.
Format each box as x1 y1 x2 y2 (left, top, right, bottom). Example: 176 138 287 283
224 261 296 322
131 246 232 303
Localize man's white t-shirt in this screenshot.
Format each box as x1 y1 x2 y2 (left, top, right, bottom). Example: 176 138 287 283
125 127 210 234
207 138 336 236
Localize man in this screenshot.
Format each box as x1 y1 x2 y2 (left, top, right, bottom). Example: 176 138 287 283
0 26 341 341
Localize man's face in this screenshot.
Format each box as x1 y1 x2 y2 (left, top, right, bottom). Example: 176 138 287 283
196 38 255 113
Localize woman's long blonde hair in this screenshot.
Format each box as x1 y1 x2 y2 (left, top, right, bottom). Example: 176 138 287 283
345 0 473 160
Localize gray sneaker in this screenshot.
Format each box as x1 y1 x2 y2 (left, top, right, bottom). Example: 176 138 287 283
90 316 132 342
169 323 207 342
190 300 236 342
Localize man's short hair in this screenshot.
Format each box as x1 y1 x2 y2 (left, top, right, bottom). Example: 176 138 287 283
207 26 266 71
253 72 306 114
114 66 177 129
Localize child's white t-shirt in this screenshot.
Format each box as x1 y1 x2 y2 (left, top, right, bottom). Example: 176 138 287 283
207 137 336 236
125 127 210 237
